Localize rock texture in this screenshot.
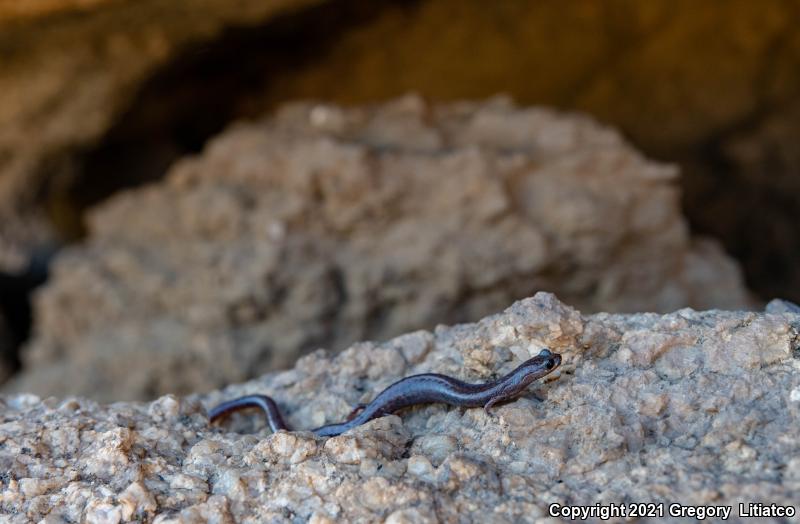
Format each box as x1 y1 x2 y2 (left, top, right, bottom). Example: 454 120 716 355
5 97 752 401
0 293 798 522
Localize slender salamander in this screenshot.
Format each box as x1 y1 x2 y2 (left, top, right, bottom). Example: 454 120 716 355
209 348 561 437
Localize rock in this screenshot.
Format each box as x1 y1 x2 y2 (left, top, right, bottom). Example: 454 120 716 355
766 298 800 315
4 97 753 401
0 293 797 521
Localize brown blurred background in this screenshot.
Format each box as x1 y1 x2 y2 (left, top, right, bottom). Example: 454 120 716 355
1 0 798 399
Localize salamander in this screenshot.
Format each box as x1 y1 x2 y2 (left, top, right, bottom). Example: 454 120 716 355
209 348 561 437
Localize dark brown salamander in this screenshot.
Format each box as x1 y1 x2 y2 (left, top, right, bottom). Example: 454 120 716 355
208 349 561 437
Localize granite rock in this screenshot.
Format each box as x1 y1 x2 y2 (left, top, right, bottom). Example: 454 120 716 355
5 97 753 401
0 293 797 522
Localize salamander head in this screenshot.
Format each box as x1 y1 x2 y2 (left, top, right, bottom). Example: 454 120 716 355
535 348 561 371
485 349 563 409
516 348 561 385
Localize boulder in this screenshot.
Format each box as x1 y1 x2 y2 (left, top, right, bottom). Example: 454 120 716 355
1 293 797 521
5 97 753 401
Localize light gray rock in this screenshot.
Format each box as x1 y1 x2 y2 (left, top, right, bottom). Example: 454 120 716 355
766 298 800 314
6 97 753 401
1 293 797 522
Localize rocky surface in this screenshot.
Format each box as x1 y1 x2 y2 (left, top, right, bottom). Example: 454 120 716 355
0 293 797 522
5 97 752 401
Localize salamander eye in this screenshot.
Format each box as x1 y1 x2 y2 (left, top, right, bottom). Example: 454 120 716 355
545 358 556 370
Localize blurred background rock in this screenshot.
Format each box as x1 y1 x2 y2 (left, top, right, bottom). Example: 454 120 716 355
0 0 796 399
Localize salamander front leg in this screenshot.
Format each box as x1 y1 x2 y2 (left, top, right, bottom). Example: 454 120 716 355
346 403 367 421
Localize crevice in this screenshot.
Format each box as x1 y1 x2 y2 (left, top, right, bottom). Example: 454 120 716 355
0 247 55 376
679 115 800 303
52 0 423 238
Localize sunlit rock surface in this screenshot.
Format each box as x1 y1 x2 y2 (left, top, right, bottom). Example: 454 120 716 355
0 293 797 522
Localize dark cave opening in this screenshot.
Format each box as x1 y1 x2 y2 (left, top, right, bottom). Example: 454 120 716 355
680 139 800 304
0 248 53 376
58 0 422 237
